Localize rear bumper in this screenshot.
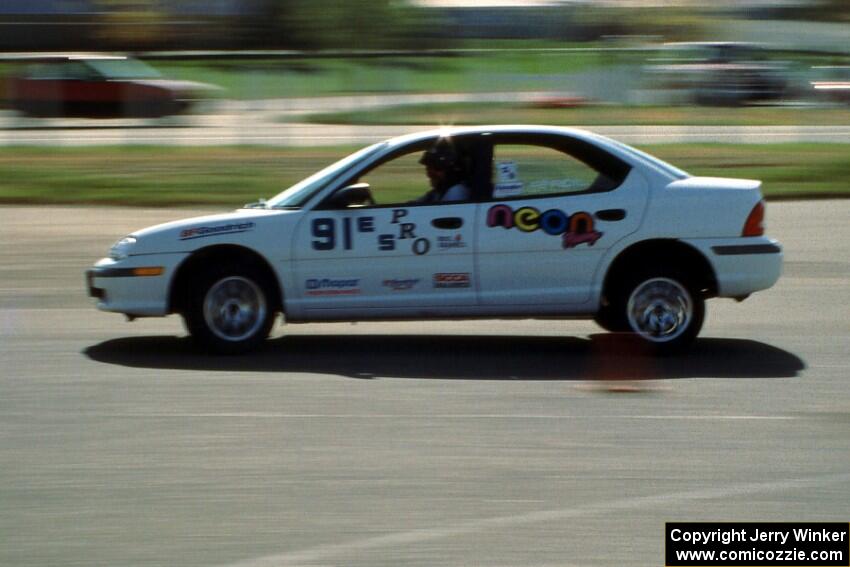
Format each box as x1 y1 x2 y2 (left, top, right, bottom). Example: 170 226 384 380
711 242 782 256
683 237 783 297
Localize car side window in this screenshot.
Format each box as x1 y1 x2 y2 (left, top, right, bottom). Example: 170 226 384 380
357 151 425 206
27 62 99 81
349 146 476 208
28 63 64 80
63 62 99 81
491 144 600 199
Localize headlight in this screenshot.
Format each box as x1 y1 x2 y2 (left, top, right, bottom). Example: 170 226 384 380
110 236 137 260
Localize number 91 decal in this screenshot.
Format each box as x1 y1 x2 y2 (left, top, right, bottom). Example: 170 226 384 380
311 217 375 251
311 210 431 255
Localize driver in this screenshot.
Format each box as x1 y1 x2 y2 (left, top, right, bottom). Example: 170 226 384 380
414 142 472 203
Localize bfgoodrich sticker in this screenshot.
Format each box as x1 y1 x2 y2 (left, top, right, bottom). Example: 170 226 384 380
180 222 255 240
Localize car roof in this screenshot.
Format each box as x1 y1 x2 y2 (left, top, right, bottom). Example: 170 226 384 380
385 124 625 159
0 53 129 63
385 124 604 147
382 125 688 180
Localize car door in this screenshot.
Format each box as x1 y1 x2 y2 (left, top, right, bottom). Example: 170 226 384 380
476 134 648 307
292 145 478 314
60 61 110 116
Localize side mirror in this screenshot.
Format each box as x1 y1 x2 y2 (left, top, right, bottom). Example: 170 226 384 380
326 183 373 208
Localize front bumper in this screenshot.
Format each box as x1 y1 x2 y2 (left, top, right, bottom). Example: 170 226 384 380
86 254 187 316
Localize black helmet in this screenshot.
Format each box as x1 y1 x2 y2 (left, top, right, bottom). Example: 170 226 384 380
419 141 461 171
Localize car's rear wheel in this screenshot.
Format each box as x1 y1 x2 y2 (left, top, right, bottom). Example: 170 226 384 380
612 268 704 353
593 303 629 332
183 265 275 354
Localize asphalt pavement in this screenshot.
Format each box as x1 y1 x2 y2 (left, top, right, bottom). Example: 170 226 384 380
1 201 848 566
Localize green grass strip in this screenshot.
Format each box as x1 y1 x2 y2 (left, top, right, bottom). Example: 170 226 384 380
300 102 850 127
0 143 847 207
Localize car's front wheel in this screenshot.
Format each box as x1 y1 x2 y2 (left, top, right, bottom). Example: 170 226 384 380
183 265 275 354
613 269 704 353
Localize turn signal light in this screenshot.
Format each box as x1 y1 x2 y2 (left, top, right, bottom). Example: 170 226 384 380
742 201 765 237
131 267 164 277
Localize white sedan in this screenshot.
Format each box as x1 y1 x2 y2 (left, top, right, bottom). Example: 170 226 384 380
86 126 782 353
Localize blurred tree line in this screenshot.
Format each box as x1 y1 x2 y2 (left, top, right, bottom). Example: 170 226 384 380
766 0 849 22
84 0 715 51
89 0 445 51
254 0 441 50
3 0 846 52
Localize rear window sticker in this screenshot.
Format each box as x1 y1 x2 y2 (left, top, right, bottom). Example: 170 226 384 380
493 161 523 198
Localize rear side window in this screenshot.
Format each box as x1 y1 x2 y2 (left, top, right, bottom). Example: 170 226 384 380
492 144 599 199
488 134 631 200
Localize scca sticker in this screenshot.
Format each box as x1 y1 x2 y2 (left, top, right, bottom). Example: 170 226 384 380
305 278 360 296
180 222 255 240
486 204 602 249
433 273 471 289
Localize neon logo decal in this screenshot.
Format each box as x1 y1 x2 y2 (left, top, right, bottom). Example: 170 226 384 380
486 204 602 249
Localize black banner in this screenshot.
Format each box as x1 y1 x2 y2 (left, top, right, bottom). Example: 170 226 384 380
666 523 849 567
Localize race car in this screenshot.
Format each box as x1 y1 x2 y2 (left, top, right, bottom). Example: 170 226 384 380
86 126 782 354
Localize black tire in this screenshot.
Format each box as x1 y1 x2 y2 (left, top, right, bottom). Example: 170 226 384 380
593 303 630 333
610 267 705 354
183 263 276 354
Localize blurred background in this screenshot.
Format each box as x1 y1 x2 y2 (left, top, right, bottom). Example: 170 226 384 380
1 6 849 567
0 0 847 206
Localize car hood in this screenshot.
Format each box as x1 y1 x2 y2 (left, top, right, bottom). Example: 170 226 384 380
130 208 296 255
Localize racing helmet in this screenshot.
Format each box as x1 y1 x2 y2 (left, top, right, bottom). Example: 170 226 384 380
419 141 462 172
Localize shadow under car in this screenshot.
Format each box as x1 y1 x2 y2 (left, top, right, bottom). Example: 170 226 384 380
84 334 805 381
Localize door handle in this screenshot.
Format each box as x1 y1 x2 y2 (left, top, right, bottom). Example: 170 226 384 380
594 208 626 222
432 217 464 230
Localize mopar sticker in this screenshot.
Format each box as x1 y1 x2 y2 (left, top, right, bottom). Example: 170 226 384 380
305 278 360 296
180 222 255 240
433 273 471 289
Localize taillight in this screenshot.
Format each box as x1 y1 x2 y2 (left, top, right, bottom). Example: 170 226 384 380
742 200 765 237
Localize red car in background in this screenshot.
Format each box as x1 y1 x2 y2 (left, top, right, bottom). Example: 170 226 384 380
3 54 217 118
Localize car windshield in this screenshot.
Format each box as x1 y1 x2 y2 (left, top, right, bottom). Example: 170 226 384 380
83 58 162 80
267 142 388 208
